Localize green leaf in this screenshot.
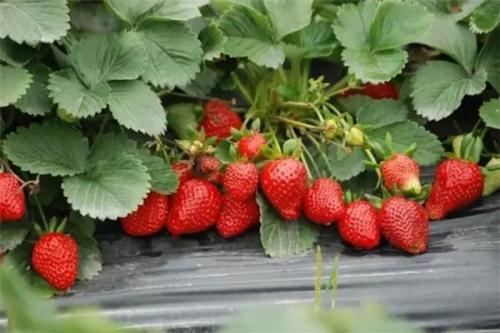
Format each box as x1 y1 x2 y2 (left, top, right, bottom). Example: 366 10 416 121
411 61 487 121
417 18 477 72
219 5 284 68
368 0 433 51
105 0 208 25
14 64 53 116
62 153 150 220
70 33 146 86
3 122 89 176
257 193 319 258
356 99 408 128
133 20 202 88
326 145 367 181
283 21 337 59
75 235 102 281
0 38 36 67
107 80 166 136
337 95 373 113
182 67 219 96
136 153 179 194
0 0 70 44
0 65 32 107
332 0 377 50
479 98 500 129
476 29 500 93
470 1 500 33
263 0 313 39
342 47 407 83
0 218 30 252
365 121 444 165
166 103 200 140
199 24 226 60
48 69 110 118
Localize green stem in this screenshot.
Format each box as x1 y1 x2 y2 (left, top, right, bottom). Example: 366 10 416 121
324 75 351 97
274 115 321 130
301 142 321 177
33 194 49 231
307 134 334 177
231 73 253 105
364 148 382 179
280 100 315 110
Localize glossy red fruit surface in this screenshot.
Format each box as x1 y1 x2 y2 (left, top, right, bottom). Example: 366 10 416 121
32 233 79 290
223 162 259 201
379 197 429 254
0 173 25 221
338 200 381 250
381 154 421 194
238 133 267 160
216 195 259 238
302 178 345 225
201 100 242 139
166 179 222 236
172 161 194 186
260 158 307 220
120 192 169 237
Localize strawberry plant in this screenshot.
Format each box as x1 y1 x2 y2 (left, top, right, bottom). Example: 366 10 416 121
0 0 499 295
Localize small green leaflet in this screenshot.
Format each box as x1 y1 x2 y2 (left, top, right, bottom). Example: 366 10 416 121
469 1 500 34
62 153 151 220
136 153 179 195
199 24 226 61
479 98 500 130
283 21 337 59
48 69 110 118
0 0 70 44
365 120 444 166
0 217 30 252
166 103 200 140
183 68 220 97
70 33 146 87
219 5 284 68
333 0 433 83
15 64 53 116
417 17 477 73
107 80 166 136
3 122 89 177
326 145 367 181
411 61 486 121
476 29 500 94
0 38 36 67
0 65 32 107
133 20 203 88
263 0 313 39
258 193 319 258
356 99 409 128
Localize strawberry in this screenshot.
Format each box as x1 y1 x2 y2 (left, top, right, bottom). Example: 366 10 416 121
172 161 194 186
260 158 307 220
216 195 260 238
338 200 380 250
198 156 222 174
166 179 222 236
425 159 484 220
31 232 79 290
120 192 169 237
238 133 267 160
201 99 242 140
379 197 429 254
223 162 259 201
0 173 25 221
302 178 345 225
206 170 224 185
380 154 421 194
343 82 399 100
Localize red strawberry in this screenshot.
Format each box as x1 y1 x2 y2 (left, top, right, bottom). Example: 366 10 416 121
172 161 194 186
198 156 221 174
338 200 380 250
0 173 25 221
201 100 242 140
343 82 399 99
31 232 79 290
120 192 169 237
379 197 429 254
260 158 307 220
425 159 484 220
302 178 345 225
216 195 260 238
380 154 421 194
166 179 222 236
206 170 224 185
238 133 267 160
223 162 259 201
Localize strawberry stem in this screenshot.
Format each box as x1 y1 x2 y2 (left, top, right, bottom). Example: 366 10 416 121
32 194 49 231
